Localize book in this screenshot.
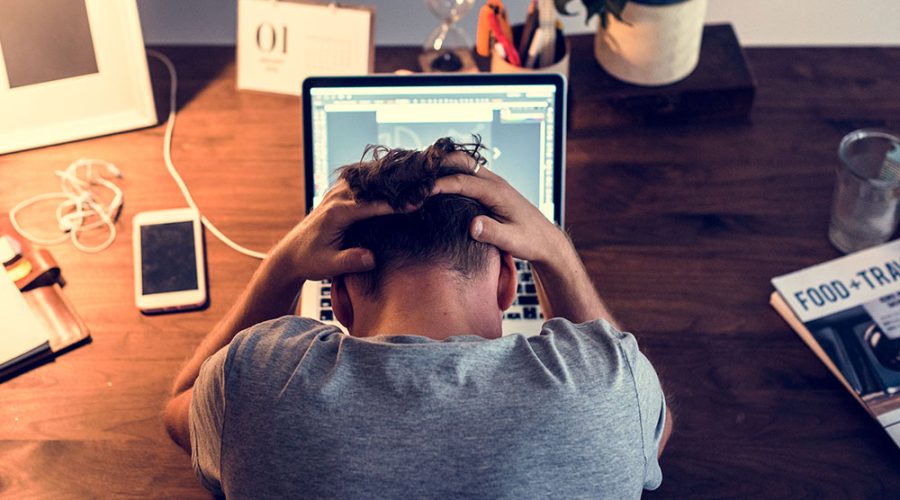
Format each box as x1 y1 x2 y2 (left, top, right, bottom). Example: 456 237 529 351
771 239 900 449
0 229 90 382
0 267 53 378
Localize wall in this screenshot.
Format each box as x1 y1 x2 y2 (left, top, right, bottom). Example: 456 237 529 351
137 0 900 47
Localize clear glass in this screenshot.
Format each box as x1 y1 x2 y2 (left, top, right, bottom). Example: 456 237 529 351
423 0 476 52
828 129 900 253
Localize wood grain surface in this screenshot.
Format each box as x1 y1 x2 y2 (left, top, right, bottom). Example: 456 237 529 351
2 38 900 498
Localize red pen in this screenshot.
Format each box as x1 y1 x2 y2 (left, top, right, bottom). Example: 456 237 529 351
487 10 521 67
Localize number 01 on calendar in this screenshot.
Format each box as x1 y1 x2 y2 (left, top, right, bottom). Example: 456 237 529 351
237 0 375 96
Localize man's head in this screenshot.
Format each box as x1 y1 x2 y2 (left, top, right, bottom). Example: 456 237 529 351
339 137 494 295
331 137 517 338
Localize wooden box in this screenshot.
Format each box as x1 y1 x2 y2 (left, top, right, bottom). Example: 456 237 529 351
566 24 757 128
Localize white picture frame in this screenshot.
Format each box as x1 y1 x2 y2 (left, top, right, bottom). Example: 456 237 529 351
0 0 157 155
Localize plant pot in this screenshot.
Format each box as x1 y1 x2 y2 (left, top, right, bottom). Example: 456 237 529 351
594 0 708 86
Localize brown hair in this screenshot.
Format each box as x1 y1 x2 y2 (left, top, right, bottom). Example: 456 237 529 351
339 137 493 295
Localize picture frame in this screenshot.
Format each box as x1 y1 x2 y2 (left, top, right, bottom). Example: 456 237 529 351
0 0 157 155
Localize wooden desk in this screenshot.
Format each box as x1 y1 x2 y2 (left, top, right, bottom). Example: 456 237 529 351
2 38 900 497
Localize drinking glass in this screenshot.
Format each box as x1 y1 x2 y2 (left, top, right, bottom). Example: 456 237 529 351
828 129 900 253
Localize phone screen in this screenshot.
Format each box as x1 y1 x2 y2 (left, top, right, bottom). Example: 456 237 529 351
140 221 199 295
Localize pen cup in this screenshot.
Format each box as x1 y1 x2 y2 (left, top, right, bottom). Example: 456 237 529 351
828 128 900 253
490 24 569 79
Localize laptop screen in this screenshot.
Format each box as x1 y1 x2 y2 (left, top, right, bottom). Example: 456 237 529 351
303 74 566 224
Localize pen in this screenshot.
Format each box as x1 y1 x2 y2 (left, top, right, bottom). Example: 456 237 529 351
488 0 514 49
525 28 542 69
518 0 538 62
538 0 556 67
487 9 521 67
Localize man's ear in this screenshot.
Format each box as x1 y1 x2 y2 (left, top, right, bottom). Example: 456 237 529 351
331 276 354 330
497 251 517 311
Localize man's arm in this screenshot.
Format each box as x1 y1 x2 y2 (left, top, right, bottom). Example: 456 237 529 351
659 408 673 458
163 258 304 452
528 231 618 326
169 259 305 398
163 181 398 453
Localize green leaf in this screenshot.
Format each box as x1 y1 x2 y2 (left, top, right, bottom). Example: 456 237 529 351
577 0 630 27
583 1 608 25
555 0 577 16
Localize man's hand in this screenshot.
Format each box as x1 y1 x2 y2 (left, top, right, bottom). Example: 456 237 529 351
434 164 615 326
269 180 398 283
432 165 567 265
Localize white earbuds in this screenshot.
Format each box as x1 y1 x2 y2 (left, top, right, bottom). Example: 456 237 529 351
9 158 125 253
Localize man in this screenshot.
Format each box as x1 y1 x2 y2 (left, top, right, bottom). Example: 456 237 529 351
164 137 672 498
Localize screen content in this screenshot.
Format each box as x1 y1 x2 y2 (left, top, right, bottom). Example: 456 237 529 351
309 84 558 221
140 221 198 295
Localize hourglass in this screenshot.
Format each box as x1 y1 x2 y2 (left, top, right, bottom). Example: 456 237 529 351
420 0 477 72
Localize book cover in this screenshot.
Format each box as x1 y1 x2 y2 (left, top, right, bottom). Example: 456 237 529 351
0 226 91 382
771 239 900 448
0 268 52 379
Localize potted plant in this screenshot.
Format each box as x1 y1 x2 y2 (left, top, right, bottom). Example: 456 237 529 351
557 0 708 86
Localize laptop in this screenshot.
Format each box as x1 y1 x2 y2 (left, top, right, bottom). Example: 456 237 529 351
300 73 567 336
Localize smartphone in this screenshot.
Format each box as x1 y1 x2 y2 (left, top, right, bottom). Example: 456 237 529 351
132 208 207 313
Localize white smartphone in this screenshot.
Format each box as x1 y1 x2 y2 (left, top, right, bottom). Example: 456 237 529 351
132 208 207 313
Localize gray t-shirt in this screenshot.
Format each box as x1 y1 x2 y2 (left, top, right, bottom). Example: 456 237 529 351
190 317 666 499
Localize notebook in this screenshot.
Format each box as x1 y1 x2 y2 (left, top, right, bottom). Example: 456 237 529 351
0 227 91 382
300 73 567 336
0 268 52 378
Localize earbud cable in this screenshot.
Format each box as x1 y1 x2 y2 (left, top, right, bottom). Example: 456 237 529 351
9 159 122 253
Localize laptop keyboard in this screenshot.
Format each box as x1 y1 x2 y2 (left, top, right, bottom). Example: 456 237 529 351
505 260 544 320
315 263 544 322
319 278 334 321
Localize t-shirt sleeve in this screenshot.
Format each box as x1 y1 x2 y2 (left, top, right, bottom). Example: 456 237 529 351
189 345 229 496
619 331 666 490
539 319 668 491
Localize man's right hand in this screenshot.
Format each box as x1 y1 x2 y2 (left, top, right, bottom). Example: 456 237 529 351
432 164 568 265
269 179 398 284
